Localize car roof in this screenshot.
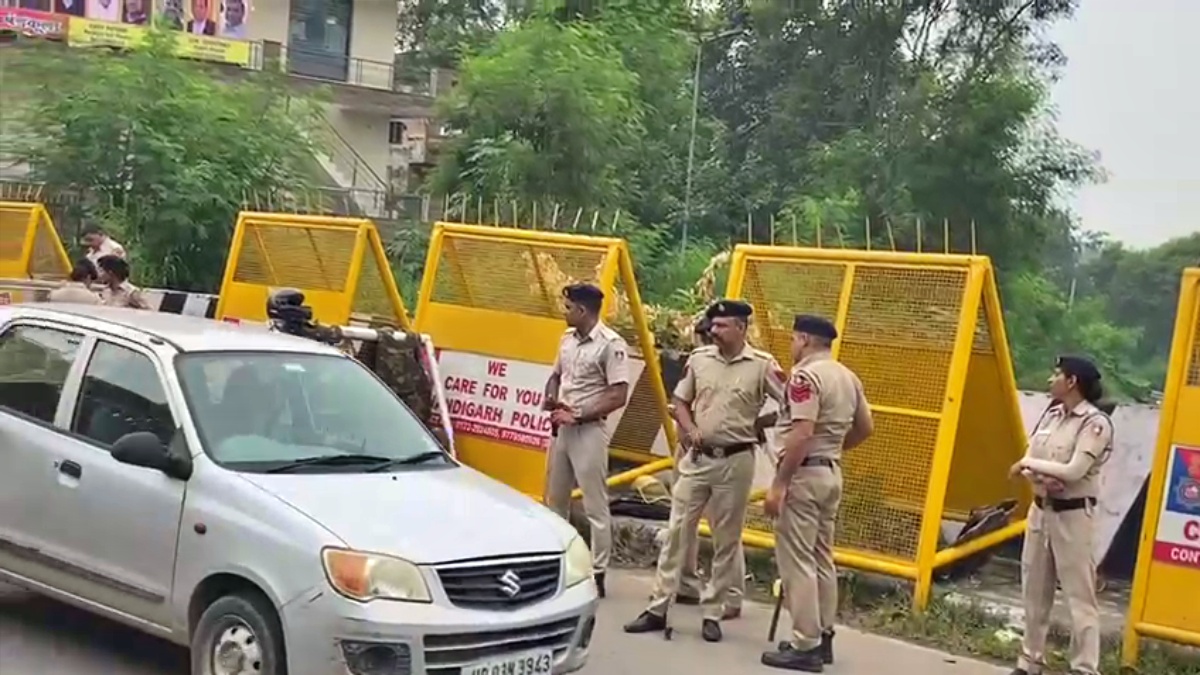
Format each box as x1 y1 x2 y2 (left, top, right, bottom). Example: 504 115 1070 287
0 304 345 356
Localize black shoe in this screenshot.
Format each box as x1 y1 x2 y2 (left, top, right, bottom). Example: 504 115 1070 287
623 611 667 634
594 572 606 599
701 618 722 643
675 593 701 605
820 630 834 665
761 644 824 672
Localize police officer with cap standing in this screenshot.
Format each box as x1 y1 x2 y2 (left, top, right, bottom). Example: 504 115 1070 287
675 317 747 617
542 283 631 598
761 315 873 672
625 299 785 642
1009 355 1113 675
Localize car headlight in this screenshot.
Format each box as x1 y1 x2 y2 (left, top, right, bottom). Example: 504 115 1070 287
564 535 593 588
322 548 431 603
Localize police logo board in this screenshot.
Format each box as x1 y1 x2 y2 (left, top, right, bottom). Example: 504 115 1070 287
1152 445 1200 570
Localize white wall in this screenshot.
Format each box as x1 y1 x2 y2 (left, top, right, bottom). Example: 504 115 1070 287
245 0 397 91
325 105 391 188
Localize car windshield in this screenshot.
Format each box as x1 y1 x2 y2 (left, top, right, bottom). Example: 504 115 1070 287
175 351 449 473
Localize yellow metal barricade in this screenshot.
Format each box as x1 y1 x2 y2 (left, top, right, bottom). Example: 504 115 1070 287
214 212 410 328
412 222 676 498
0 201 72 304
725 245 1029 608
1123 268 1200 665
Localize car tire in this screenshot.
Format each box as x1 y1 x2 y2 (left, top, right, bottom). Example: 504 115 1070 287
191 591 287 675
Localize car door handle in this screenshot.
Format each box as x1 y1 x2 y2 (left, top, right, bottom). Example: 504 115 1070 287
58 460 82 479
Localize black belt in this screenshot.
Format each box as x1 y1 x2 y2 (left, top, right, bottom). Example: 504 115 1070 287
1033 496 1096 512
695 443 754 459
801 457 836 468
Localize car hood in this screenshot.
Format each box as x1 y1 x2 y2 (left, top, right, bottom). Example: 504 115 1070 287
237 466 573 564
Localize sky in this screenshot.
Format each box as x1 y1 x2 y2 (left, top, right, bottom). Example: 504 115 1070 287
1050 0 1200 249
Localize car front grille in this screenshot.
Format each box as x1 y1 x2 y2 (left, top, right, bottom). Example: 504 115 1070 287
423 617 579 675
434 554 562 610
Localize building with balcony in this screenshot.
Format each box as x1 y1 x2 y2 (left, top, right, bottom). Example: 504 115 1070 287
0 0 447 218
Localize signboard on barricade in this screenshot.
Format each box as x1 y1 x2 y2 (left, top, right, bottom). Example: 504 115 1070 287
413 223 675 498
429 350 650 453
1124 268 1200 666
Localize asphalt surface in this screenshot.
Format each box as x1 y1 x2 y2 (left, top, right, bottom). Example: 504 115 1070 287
0 572 1007 674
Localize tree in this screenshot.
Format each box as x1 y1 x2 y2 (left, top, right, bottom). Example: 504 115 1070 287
2 32 325 292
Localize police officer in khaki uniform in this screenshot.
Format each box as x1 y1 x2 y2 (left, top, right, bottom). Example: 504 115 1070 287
625 299 785 643
762 315 873 672
47 259 101 305
542 283 631 597
1009 356 1113 675
676 317 746 618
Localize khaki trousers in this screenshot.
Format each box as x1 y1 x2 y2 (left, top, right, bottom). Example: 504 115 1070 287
544 422 611 572
647 450 755 620
681 512 745 608
1018 503 1101 675
776 464 842 650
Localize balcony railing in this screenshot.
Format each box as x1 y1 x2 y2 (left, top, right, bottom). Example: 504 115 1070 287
249 42 432 96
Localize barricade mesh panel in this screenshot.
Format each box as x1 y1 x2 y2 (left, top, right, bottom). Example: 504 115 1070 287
1187 298 1200 387
739 258 968 562
30 211 67 279
232 220 358 291
944 300 1026 520
0 207 29 268
351 244 400 324
431 235 607 318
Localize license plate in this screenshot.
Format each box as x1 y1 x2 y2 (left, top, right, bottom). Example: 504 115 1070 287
462 649 554 675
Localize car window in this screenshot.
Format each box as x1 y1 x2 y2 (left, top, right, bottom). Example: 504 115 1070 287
176 351 444 470
0 324 83 424
72 341 176 448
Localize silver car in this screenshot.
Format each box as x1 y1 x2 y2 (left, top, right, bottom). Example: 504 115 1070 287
0 305 598 675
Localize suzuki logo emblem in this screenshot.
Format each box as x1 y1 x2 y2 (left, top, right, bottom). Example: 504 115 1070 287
499 570 522 598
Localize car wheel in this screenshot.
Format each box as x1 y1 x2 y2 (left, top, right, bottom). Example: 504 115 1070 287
191 592 287 675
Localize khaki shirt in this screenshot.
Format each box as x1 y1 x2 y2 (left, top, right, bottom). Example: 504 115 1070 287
101 281 149 310
784 351 868 461
1027 400 1113 499
674 344 785 447
553 322 630 414
47 282 100 305
85 237 126 265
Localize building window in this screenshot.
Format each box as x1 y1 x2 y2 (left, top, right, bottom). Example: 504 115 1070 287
288 0 353 82
388 120 407 146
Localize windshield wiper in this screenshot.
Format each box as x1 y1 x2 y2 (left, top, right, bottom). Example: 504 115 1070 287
266 454 396 474
366 451 450 472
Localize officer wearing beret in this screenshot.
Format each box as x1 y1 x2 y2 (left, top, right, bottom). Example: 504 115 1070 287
1008 356 1113 675
626 299 785 642
762 315 873 672
542 283 631 597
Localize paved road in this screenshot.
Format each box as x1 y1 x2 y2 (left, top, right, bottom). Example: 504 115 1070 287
0 572 1006 674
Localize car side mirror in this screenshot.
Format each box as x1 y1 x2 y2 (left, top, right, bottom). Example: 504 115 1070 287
111 432 193 480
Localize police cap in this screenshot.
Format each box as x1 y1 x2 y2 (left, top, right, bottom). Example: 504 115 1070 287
793 314 838 340
705 299 753 320
562 282 604 306
1056 355 1101 386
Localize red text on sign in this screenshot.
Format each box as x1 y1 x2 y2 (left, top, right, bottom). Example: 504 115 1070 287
445 376 477 395
509 411 554 434
448 398 503 423
1185 520 1200 542
515 388 543 407
1152 541 1200 570
487 360 508 377
482 382 509 401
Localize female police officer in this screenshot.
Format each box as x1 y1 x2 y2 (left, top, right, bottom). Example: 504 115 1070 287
1009 355 1113 675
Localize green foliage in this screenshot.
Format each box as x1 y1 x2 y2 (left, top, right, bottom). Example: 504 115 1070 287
3 31 325 292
